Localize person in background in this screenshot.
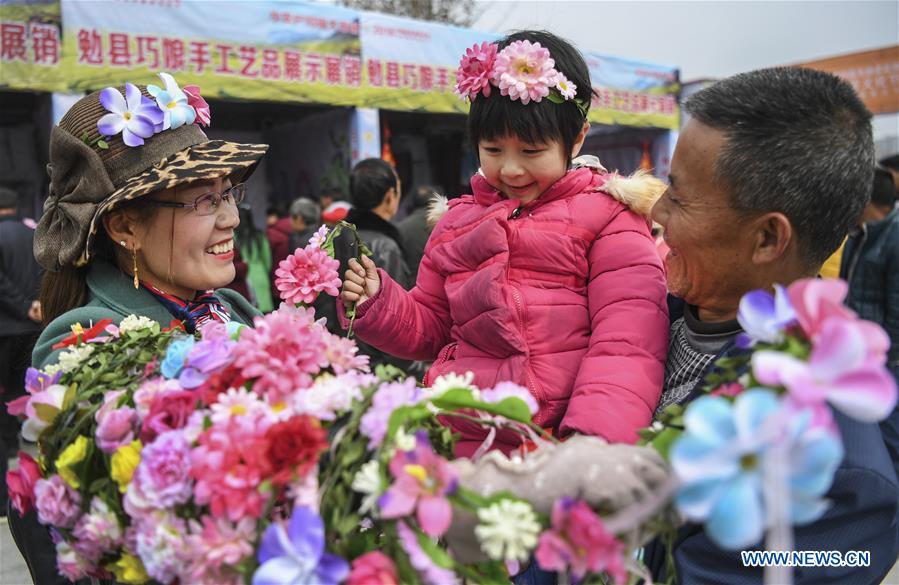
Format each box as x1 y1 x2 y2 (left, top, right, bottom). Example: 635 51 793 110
318 188 341 214
266 201 292 284
841 165 899 484
343 158 412 290
288 196 322 251
879 153 899 197
232 206 274 312
0 185 43 517
397 184 438 283
265 204 283 227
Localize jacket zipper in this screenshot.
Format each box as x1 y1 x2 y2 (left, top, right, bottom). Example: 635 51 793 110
424 342 457 386
510 284 544 405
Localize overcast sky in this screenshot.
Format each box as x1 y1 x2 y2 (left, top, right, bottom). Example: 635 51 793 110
473 1 898 81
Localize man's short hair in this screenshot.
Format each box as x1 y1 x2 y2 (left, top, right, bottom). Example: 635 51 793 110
685 67 874 268
350 158 398 211
289 197 321 225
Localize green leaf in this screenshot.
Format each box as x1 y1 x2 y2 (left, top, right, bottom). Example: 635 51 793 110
97 140 109 150
431 388 533 424
649 426 682 462
415 529 455 569
546 90 566 104
386 404 432 442
32 402 60 423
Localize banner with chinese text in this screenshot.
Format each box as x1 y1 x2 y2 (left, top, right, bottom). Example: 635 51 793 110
0 0 64 91
6 0 680 128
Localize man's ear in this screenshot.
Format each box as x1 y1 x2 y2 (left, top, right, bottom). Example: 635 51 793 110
103 210 142 251
571 121 590 158
751 211 792 265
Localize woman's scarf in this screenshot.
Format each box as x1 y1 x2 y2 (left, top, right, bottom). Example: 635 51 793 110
141 281 231 333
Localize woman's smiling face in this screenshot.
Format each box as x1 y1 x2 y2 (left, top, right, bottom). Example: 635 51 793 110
135 176 240 299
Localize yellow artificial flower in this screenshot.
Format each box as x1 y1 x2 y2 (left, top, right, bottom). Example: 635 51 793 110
111 440 142 493
109 553 149 584
55 435 89 489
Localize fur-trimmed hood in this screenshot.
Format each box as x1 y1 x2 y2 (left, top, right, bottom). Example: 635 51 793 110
427 155 665 227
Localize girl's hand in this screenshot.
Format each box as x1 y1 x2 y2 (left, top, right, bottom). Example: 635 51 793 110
341 255 381 306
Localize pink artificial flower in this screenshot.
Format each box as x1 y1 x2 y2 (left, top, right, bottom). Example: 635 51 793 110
133 376 182 419
34 475 82 528
752 317 898 423
71 497 123 562
134 511 188 584
347 551 399 585
125 430 193 514
21 383 67 442
182 85 211 127
379 432 457 537
139 390 198 444
787 278 855 339
6 451 41 515
56 540 91 582
396 520 458 584
183 516 256 585
454 41 497 101
534 498 626 584
324 333 370 374
492 40 560 104
710 382 745 398
190 417 270 522
95 392 137 453
234 305 330 403
275 245 342 305
555 72 577 100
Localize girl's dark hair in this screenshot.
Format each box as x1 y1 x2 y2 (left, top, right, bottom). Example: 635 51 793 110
235 206 266 257
40 202 157 326
350 158 399 211
468 30 595 163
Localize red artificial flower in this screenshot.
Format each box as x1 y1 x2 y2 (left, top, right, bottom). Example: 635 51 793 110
140 390 198 444
6 451 41 515
263 415 328 486
347 552 399 585
182 85 211 127
199 363 248 405
51 318 114 350
162 319 186 333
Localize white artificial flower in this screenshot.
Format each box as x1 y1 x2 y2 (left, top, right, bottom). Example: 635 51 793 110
43 363 63 376
427 371 479 399
352 460 383 515
475 499 541 562
394 427 416 451
58 344 95 373
118 315 156 334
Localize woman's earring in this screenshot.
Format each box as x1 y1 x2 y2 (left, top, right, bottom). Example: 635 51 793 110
131 246 139 289
119 240 126 247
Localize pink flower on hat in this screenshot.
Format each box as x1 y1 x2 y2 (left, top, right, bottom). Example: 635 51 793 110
492 40 560 104
183 85 211 127
454 41 497 101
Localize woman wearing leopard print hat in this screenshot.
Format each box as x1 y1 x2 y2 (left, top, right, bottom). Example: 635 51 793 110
13 74 267 584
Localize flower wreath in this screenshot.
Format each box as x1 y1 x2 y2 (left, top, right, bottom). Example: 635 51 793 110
454 40 589 118
92 72 211 149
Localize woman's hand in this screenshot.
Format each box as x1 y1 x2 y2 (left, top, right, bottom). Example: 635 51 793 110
341 255 381 306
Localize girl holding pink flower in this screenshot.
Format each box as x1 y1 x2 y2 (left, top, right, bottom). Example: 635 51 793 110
342 31 669 457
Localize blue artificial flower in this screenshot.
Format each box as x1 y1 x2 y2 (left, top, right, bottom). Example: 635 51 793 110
253 507 349 585
147 72 196 131
160 337 195 379
670 389 843 550
736 284 797 344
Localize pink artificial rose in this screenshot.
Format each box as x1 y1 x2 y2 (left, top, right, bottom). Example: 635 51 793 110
95 394 137 453
140 390 198 444
347 551 399 585
787 278 855 339
34 475 82 528
6 451 41 515
182 85 211 127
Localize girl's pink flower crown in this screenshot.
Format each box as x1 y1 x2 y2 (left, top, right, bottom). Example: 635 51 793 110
454 40 588 118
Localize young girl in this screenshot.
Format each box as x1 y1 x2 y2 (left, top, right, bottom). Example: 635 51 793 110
342 31 669 457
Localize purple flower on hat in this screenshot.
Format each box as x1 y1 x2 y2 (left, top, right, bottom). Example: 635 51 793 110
147 72 196 131
97 83 164 147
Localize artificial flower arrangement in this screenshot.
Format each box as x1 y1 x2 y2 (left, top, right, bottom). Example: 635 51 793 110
7 225 672 585
455 40 588 117
90 71 210 149
641 278 897 581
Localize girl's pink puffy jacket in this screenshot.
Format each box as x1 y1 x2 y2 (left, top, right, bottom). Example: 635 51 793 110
350 165 670 456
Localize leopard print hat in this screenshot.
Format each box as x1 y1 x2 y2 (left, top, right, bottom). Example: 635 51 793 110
34 84 268 271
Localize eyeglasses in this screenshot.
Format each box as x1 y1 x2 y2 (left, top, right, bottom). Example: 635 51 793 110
145 183 247 216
